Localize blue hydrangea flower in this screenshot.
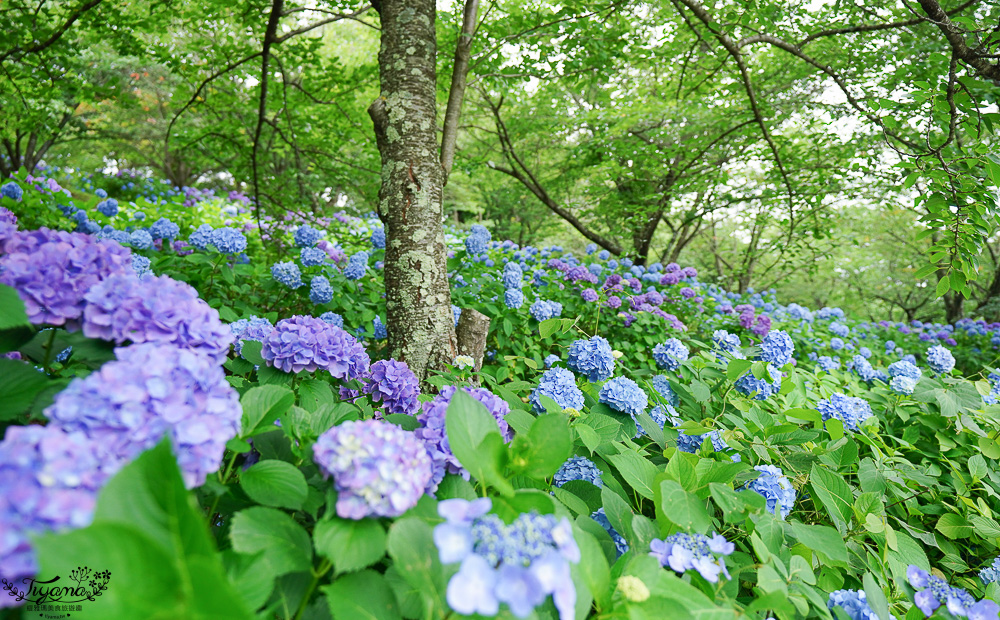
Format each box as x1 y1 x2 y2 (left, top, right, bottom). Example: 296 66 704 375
504 289 525 309
649 375 680 408
129 229 153 250
544 354 560 368
852 355 879 382
907 565 999 619
980 557 1000 586
314 419 431 519
502 262 523 289
712 330 744 360
149 217 179 240
300 246 326 267
294 224 323 248
374 316 387 339
858 346 872 359
598 376 647 417
567 336 615 382
884 340 896 354
319 311 344 328
649 532 734 583
371 226 386 249
363 359 420 416
828 589 895 620
652 338 689 372
830 337 845 350
209 227 247 254
261 315 369 378
452 305 462 327
95 188 108 198
45 342 242 488
1 181 24 201
229 315 274 355
530 367 585 413
465 226 491 255
677 426 734 457
817 393 873 432
309 275 333 304
926 345 955 374
188 224 213 250
744 465 796 519
344 251 368 280
829 322 850 337
131 254 151 278
591 507 628 557
271 261 303 288
734 364 782 400
434 498 579 620
759 330 794 366
817 356 841 372
553 456 603 487
529 299 561 321
96 199 119 217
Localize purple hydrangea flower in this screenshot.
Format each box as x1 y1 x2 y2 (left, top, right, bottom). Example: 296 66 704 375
45 342 243 488
530 367 585 413
649 532 734 583
313 419 432 519
363 359 421 416
415 386 511 491
261 315 370 378
82 273 233 362
907 565 999 619
652 338 689 372
581 288 599 302
566 336 615 382
598 376 648 417
817 393 873 432
0 228 132 328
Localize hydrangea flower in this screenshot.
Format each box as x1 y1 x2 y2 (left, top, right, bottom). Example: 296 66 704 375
907 565 1000 619
363 359 420 416
371 226 386 249
82 273 233 362
734 364 782 400
544 354 560 368
502 262 523 289
598 376 648 417
188 224 213 250
831 337 845 351
465 225 491 255
504 289 525 309
294 224 323 248
712 330 744 360
96 199 119 217
652 338 689 372
1 181 23 201
344 251 368 280
313 419 431 519
0 228 132 328
415 386 511 490
271 261 304 288
828 589 895 620
131 254 152 278
261 315 370 378
229 315 274 355
129 229 153 250
817 393 873 432
309 275 333 304
149 217 180 240
744 465 796 519
0 425 119 600
530 299 561 322
553 456 603 487
319 311 344 328
926 345 955 374
817 355 841 372
205 227 245 254
852 355 879 382
980 557 1000 585
45 342 242 488
649 532 734 583
581 288 599 302
530 367 585 413
650 374 680 407
300 246 326 267
888 360 922 395
433 498 579 620
829 322 850 337
759 330 794 366
591 508 629 557
566 336 615 382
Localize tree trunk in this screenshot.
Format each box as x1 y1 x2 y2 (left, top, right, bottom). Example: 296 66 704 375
369 0 457 381
943 291 965 323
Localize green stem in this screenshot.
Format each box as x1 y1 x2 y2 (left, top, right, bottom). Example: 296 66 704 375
293 559 333 620
41 329 58 373
207 450 241 520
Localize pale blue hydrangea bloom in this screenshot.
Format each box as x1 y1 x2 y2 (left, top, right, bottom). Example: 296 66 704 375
649 532 734 583
926 345 955 374
530 367 584 413
759 330 794 366
817 393 873 432
598 376 647 417
744 465 796 519
567 336 615 382
652 338 688 372
553 456 603 487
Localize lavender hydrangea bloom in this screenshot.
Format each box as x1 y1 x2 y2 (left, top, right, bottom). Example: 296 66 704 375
45 343 242 488
530 367 585 413
363 359 420 416
313 419 431 519
926 345 955 374
271 261 303 288
581 288 599 302
229 315 274 355
0 228 132 328
149 217 179 240
261 315 370 379
294 224 323 248
188 224 213 250
817 393 873 432
759 330 794 366
567 336 615 382
652 338 689 372
309 275 333 304
434 498 579 620
828 589 896 620
82 273 233 363
744 465 796 519
415 386 511 490
0 425 120 600
209 227 247 254
591 508 629 557
907 565 1000 619
553 456 603 487
1 181 23 201
649 532 734 583
598 376 648 417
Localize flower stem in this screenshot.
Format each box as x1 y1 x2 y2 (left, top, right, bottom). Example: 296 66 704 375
292 559 332 620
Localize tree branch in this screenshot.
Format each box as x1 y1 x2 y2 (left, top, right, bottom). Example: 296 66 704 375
440 0 479 183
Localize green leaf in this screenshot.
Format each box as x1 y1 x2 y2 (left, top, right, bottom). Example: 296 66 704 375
445 389 513 495
0 358 50 420
864 573 892 620
240 460 308 510
0 284 29 329
229 507 312 577
314 518 387 573
386 517 445 617
298 379 335 411
810 464 854 532
655 479 712 533
324 570 401 620
727 359 753 380
935 274 950 297
240 339 265 365
509 412 572 479
240 385 295 437
936 513 973 539
539 317 561 338
788 522 848 568
607 450 658 500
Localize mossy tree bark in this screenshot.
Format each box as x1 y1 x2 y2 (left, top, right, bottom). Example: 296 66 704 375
369 0 457 381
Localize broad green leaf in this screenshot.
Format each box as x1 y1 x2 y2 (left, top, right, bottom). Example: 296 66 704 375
240 385 295 437
788 522 848 568
0 284 29 329
314 518 387 573
0 358 50 420
656 479 712 533
810 464 854 532
608 450 658 499
936 513 973 539
229 507 312 577
240 460 308 510
324 570 401 620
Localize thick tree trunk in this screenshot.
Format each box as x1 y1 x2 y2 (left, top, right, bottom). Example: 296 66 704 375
369 0 457 381
943 292 965 323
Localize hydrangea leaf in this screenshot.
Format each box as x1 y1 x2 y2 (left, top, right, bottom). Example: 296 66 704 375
240 460 308 510
314 517 387 573
323 570 401 620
